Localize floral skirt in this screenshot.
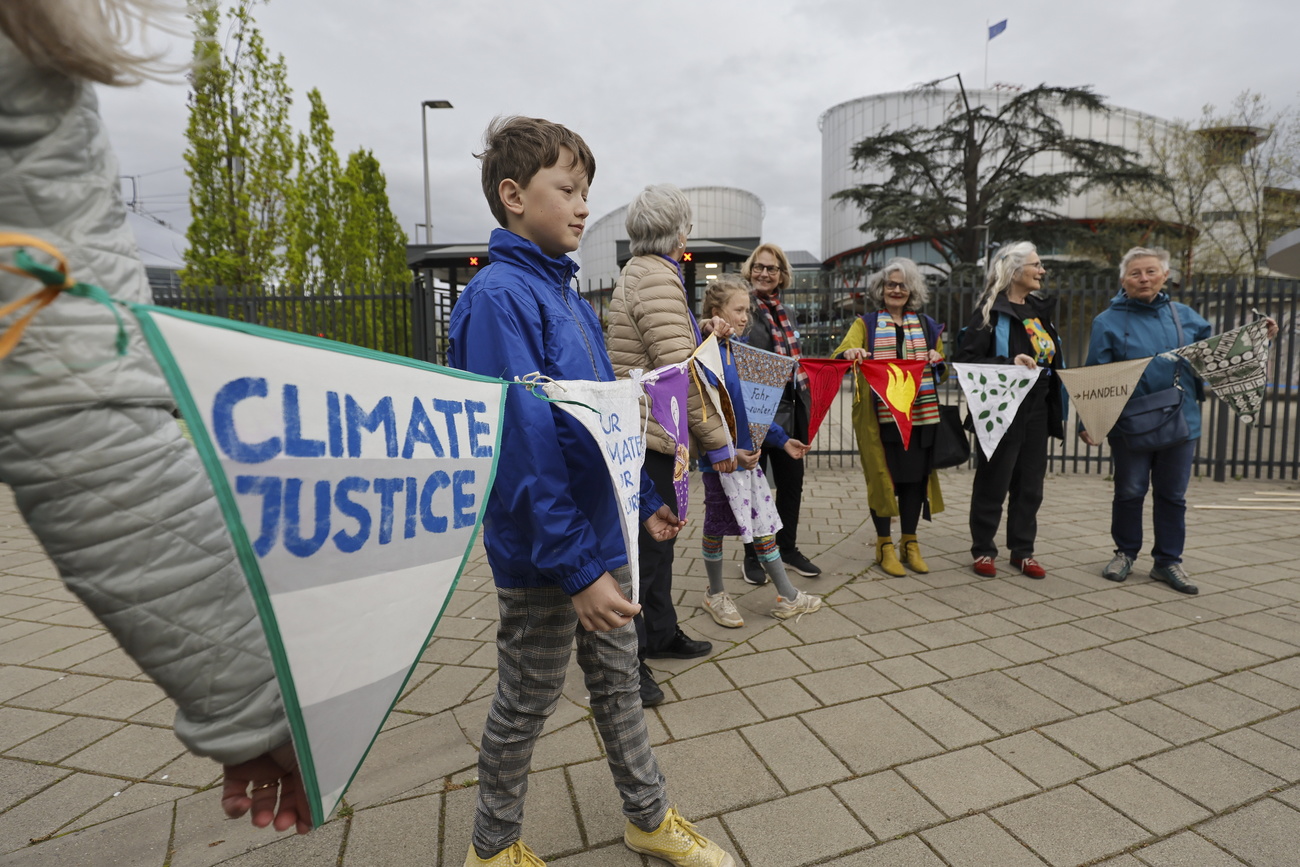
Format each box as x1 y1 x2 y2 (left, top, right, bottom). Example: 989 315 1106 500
702 466 783 543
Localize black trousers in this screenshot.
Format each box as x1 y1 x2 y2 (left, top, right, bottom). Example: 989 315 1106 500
635 450 679 655
760 442 805 552
969 390 1049 560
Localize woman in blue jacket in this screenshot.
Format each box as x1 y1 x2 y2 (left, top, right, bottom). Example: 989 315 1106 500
1080 247 1275 595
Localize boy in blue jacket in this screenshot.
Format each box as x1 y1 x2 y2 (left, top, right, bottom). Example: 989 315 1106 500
448 116 735 867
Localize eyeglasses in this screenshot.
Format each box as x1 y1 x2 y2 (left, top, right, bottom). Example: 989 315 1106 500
751 263 783 274
883 281 908 291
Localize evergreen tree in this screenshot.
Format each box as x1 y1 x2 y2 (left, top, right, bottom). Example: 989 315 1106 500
832 75 1160 271
284 88 343 288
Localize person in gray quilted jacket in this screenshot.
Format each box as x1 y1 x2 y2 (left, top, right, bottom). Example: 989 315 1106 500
0 1 305 834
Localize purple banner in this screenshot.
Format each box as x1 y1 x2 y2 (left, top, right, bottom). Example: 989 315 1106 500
643 363 691 520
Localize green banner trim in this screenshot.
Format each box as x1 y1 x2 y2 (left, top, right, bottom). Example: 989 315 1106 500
131 303 508 827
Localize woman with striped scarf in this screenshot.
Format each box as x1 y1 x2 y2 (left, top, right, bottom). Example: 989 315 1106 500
833 258 947 576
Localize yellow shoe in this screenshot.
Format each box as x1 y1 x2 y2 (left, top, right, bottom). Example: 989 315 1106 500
874 537 906 577
899 535 929 573
464 840 546 866
625 806 736 867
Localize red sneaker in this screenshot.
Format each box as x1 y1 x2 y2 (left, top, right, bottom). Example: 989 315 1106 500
1011 557 1046 579
972 556 997 577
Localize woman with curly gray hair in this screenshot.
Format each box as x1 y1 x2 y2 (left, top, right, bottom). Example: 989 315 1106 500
833 258 947 576
954 241 1064 580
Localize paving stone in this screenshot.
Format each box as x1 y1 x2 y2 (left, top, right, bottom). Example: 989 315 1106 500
717 648 811 688
977 634 1055 664
858 630 928 658
1221 612 1300 647
344 712 478 809
870 655 947 689
916 643 1010 677
818 834 946 866
1045 648 1181 702
934 672 1073 734
898 745 1037 817
833 770 944 840
0 707 66 752
722 788 872 866
742 677 821 718
1041 711 1172 768
1210 728 1300 781
985 731 1093 788
1195 621 1299 658
0 771 124 852
65 780 184 832
1141 629 1271 673
920 814 1048 866
797 662 898 704
899 620 985 650
1106 607 1195 635
741 717 852 791
341 794 442 867
1254 709 1300 748
61 724 185 779
4 715 121 763
1155 682 1277 730
837 598 928 633
991 785 1150 866
1006 662 1117 713
0 666 59 703
1137 742 1283 811
1078 765 1212 834
651 731 782 818
883 687 998 749
926 587 1015 617
656 689 764 741
802 698 943 774
188 819 346 867
1110 699 1217 745
790 637 881 671
1129 830 1249 866
55 679 167 720
0 759 65 813
1215 670 1300 710
1106 639 1219 685
1074 615 1147 641
994 602 1077 630
0 626 99 665
0 800 172 866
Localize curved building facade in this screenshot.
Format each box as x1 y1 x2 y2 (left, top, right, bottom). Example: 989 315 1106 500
579 186 765 286
819 89 1172 267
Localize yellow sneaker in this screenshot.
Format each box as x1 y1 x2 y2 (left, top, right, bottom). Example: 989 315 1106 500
464 840 546 866
625 806 736 867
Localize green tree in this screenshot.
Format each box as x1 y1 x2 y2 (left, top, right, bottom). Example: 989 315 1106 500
283 88 343 288
1108 91 1300 278
182 0 294 290
832 75 1160 272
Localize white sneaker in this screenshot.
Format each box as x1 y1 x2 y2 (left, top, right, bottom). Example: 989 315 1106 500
771 591 822 621
704 590 744 628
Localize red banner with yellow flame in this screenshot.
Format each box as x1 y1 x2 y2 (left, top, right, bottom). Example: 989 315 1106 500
856 359 929 449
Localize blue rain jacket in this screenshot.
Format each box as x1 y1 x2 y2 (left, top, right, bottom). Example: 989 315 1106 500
448 229 662 595
1085 291 1213 440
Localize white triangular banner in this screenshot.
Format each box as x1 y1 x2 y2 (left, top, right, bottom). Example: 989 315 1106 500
950 363 1044 459
1057 358 1153 441
136 308 504 827
541 378 647 602
691 333 728 424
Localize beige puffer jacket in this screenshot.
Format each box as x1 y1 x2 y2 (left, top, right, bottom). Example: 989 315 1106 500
605 254 731 457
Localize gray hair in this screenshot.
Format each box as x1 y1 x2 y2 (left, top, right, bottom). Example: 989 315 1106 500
1119 246 1171 278
0 0 185 86
626 184 692 257
975 241 1037 326
864 257 929 311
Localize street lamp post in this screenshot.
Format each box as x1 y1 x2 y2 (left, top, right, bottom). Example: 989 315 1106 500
421 99 453 244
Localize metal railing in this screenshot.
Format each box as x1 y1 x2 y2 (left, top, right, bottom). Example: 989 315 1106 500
155 273 1300 480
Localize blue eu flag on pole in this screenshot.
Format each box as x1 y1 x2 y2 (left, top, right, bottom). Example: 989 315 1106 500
988 19 1007 40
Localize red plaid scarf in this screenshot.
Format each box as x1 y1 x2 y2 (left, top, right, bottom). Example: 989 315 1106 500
755 291 809 391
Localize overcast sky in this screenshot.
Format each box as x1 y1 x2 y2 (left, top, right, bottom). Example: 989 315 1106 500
99 0 1300 269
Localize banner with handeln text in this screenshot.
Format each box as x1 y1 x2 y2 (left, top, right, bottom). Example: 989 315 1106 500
1057 358 1153 441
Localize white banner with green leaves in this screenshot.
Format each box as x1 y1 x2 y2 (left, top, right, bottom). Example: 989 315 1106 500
951 363 1044 459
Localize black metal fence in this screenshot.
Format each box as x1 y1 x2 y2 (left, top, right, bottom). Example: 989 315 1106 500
155 273 1300 480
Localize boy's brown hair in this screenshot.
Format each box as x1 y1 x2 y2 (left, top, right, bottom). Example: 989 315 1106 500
476 116 597 227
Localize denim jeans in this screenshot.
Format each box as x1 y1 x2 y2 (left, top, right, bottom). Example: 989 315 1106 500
1110 437 1196 567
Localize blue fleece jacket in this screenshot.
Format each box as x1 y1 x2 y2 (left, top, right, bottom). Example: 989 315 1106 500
447 229 663 594
1085 291 1213 440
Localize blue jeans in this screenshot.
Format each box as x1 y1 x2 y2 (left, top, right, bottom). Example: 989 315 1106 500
1110 438 1196 567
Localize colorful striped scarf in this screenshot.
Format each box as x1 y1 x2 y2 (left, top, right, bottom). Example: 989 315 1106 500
754 291 809 391
871 311 939 427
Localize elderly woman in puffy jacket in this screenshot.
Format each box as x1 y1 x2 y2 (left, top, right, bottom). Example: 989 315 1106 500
0 0 303 833
1080 247 1276 596
604 183 735 704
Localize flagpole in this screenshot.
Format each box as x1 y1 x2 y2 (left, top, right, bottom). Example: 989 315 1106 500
984 19 989 89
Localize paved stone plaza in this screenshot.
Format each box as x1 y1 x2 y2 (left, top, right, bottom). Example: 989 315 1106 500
2 466 1299 866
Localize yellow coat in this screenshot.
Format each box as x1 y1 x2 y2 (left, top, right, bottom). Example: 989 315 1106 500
832 316 946 518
